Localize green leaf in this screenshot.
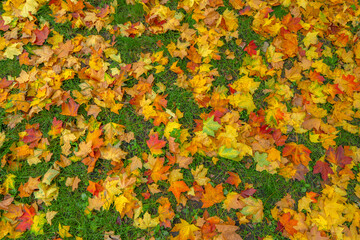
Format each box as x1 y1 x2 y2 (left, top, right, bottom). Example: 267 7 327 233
202 115 221 137
254 151 269 167
218 146 240 160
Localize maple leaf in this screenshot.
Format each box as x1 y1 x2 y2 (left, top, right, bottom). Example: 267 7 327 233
134 212 160 229
303 31 318 48
298 192 318 212
34 183 59 206
278 212 298 236
3 174 16 194
82 156 98 173
18 176 40 198
74 141 92 158
0 196 14 211
240 188 257 198
146 132 166 155
48 117 63 137
87 181 104 197
223 192 245 211
150 157 170 183
46 211 57 225
200 183 225 208
101 146 127 162
313 160 334 181
22 127 42 147
225 172 241 187
61 98 79 116
218 146 240 160
4 43 23 59
240 197 264 223
16 206 36 232
282 143 312 166
42 168 60 185
306 226 329 240
168 181 189 202
65 176 81 191
58 224 72 238
157 197 175 228
326 146 352 168
31 213 46 235
171 219 200 240
0 17 9 31
215 222 242 240
229 0 244 9
191 164 210 186
244 40 258 56
33 25 50 45
202 115 221 137
228 92 256 113
114 195 129 215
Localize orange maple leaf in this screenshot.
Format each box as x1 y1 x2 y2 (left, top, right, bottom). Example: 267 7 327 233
150 157 170 183
168 181 189 202
278 212 298 236
87 180 104 197
201 183 225 208
61 98 79 117
146 133 166 155
225 172 241 188
282 143 312 166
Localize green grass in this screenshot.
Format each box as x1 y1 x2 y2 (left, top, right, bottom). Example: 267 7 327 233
1 0 360 239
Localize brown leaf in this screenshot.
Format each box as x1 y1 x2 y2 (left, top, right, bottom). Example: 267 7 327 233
313 160 334 181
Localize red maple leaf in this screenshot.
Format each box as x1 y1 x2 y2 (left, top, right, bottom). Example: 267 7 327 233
326 146 352 168
240 188 257 198
23 126 42 148
49 117 63 136
33 25 50 45
313 160 334 181
244 40 258 56
335 146 352 168
16 206 36 232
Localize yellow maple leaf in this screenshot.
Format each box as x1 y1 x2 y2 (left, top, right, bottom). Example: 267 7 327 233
31 213 46 235
133 212 160 229
58 224 72 238
34 183 58 206
303 31 318 48
4 43 23 59
171 219 200 240
228 92 256 113
164 121 181 139
191 165 210 186
114 195 129 215
45 211 57 225
222 9 239 31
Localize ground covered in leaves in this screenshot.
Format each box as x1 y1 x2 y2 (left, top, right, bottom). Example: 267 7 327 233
1 0 360 239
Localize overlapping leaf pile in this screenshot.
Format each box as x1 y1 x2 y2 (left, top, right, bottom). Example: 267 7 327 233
1 0 360 239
